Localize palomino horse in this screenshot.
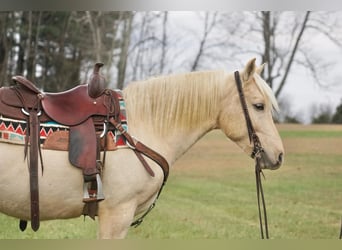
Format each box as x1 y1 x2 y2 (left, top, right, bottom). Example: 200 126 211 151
0 58 284 238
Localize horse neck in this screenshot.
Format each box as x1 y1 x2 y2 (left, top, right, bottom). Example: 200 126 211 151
123 71 229 165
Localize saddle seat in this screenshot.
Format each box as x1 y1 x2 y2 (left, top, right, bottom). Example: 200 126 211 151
0 77 118 125
42 85 118 126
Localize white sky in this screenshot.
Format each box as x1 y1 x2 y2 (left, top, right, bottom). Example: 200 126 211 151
167 11 342 123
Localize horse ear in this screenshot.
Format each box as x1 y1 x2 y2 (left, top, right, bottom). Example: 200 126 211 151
256 63 266 75
242 58 256 82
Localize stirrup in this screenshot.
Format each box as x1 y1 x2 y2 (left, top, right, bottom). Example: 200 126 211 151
83 174 105 202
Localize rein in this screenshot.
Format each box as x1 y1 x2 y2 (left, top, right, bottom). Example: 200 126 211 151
234 71 269 239
108 117 169 227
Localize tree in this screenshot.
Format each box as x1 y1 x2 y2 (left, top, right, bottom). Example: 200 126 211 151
191 12 219 71
310 103 333 124
332 100 342 124
229 11 342 102
0 11 132 91
127 11 171 84
0 12 28 85
189 11 243 72
37 12 77 91
159 11 168 74
275 97 303 123
3 10 342 104
0 11 82 90
0 12 12 85
257 11 310 97
116 12 134 89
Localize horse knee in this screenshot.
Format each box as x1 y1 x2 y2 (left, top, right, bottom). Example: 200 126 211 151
98 203 136 239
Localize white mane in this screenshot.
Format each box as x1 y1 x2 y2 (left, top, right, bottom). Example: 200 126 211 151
123 71 226 135
123 70 279 137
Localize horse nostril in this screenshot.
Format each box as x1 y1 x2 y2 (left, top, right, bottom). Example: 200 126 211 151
278 153 283 163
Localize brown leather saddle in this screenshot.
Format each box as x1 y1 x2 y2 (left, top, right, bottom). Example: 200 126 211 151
0 63 121 231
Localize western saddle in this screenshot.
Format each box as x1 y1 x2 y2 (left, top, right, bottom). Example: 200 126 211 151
0 63 122 231
0 63 170 232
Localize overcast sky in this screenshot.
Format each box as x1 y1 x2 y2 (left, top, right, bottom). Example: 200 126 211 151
166 11 342 123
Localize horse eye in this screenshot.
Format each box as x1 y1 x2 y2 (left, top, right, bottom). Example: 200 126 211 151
253 103 265 111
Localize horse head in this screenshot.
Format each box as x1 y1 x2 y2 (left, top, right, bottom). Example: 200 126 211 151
218 58 284 170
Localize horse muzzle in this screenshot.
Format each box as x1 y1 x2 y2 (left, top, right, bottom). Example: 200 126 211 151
256 150 283 170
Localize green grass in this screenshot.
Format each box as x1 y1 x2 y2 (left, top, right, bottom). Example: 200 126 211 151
0 215 98 239
126 164 341 239
280 130 342 138
127 126 342 239
0 125 341 239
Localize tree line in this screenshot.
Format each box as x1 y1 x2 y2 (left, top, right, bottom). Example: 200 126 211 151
0 11 341 123
0 11 133 91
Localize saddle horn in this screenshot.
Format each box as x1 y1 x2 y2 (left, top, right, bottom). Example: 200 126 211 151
88 62 106 98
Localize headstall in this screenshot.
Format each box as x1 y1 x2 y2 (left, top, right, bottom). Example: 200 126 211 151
234 71 269 239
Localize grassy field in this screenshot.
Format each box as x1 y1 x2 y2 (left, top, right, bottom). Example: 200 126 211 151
0 124 341 239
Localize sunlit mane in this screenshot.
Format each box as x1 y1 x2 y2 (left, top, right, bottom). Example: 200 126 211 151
123 71 226 135
253 73 279 113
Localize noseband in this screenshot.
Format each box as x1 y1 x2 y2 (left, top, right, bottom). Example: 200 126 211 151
234 71 269 239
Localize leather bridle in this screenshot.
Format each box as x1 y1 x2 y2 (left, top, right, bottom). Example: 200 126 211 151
234 71 269 239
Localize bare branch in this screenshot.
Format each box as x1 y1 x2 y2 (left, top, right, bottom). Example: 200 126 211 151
117 12 134 89
191 12 218 71
306 24 342 48
275 11 310 98
85 11 102 62
159 11 168 73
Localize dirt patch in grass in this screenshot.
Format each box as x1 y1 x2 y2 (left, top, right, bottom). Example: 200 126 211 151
279 123 342 155
173 124 342 173
283 137 342 155
167 124 341 239
277 123 342 132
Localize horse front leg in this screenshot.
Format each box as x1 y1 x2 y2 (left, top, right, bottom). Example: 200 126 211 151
97 201 136 239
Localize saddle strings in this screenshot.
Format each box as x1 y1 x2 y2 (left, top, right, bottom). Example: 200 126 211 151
11 86 44 173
